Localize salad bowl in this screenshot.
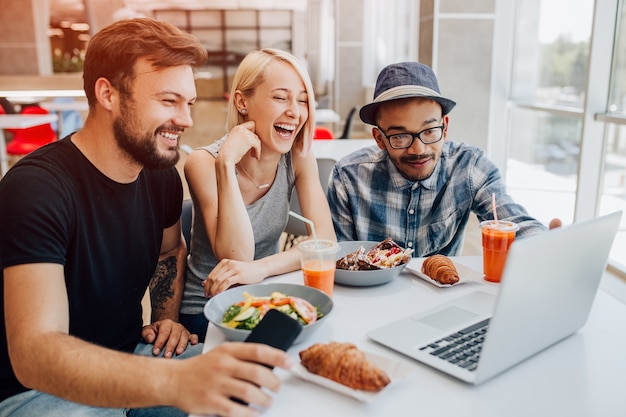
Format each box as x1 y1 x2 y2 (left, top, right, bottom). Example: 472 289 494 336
334 240 410 287
203 282 333 344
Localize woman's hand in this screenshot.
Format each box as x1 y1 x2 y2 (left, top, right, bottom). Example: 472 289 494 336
203 259 268 297
218 120 262 164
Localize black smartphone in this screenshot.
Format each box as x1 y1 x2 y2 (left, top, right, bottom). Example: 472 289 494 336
232 309 303 406
244 308 303 352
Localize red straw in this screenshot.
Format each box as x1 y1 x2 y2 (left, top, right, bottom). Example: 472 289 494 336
491 192 499 224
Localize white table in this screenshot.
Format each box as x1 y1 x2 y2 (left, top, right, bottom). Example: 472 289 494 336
311 138 376 161
315 108 341 124
1 89 85 99
197 257 626 417
40 100 89 112
0 114 58 176
40 99 88 139
3 90 86 139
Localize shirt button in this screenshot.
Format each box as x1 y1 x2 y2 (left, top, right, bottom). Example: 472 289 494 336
407 242 413 247
408 209 415 215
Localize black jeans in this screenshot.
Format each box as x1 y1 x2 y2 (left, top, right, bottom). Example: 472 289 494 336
127 407 187 417
179 312 209 341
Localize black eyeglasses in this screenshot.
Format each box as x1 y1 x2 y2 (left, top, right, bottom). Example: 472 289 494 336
376 124 445 149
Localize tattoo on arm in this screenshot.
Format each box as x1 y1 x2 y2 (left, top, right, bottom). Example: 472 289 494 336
149 256 177 314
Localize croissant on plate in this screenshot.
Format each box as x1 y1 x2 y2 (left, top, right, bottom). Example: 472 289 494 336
299 342 391 392
421 254 460 285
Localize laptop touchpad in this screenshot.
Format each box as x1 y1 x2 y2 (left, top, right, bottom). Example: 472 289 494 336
415 306 479 330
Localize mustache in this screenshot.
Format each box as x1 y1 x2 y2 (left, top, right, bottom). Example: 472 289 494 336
401 153 434 163
156 125 185 135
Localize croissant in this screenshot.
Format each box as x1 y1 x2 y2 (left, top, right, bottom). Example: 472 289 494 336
421 254 460 285
299 342 391 392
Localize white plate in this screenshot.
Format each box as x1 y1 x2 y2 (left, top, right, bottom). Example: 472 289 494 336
405 257 483 287
291 349 412 402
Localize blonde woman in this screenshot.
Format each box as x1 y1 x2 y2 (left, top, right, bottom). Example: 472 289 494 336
180 49 336 338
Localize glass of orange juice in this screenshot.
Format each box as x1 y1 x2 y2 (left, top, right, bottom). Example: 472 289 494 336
297 239 339 297
480 220 519 283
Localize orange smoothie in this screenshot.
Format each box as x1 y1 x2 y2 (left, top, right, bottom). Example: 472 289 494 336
302 259 336 297
481 224 517 282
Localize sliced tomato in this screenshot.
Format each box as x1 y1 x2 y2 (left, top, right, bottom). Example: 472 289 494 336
388 246 401 255
289 296 318 324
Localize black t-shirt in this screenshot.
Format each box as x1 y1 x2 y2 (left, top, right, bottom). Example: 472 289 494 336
0 137 182 401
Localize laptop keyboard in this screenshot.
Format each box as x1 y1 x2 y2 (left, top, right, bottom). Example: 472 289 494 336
418 318 490 372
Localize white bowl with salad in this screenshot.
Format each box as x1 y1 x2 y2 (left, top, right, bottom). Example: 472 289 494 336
203 283 333 344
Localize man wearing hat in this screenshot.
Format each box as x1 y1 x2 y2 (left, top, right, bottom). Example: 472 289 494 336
327 62 559 256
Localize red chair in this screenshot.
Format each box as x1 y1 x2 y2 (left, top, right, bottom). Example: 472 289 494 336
314 126 335 140
6 105 56 156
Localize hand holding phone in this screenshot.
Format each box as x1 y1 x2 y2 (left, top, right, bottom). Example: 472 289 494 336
232 309 303 405
244 308 303 353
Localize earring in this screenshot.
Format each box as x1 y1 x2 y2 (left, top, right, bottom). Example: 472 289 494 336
240 108 247 115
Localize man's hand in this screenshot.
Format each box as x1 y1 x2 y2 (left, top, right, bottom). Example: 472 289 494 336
141 319 199 358
170 342 294 417
549 218 562 229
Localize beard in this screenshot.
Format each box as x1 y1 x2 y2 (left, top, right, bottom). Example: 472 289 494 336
112 102 181 169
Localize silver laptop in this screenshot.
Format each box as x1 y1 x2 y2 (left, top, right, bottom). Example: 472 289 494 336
367 211 622 384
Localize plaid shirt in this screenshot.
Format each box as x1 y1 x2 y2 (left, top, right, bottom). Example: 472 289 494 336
326 141 547 257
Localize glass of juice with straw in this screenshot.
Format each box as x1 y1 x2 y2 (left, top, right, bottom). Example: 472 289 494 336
480 220 518 282
297 239 339 297
288 211 339 296
481 193 519 282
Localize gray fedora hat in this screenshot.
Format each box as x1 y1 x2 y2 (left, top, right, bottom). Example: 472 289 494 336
359 62 456 126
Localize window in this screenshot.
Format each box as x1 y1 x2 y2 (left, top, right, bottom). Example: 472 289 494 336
153 9 295 94
362 0 418 87
506 0 592 224
499 0 626 272
511 0 592 107
600 1 626 269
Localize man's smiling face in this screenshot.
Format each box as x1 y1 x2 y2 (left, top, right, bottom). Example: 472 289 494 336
373 97 448 181
112 57 197 169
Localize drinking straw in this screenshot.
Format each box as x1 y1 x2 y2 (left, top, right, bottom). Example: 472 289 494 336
288 211 319 246
491 192 499 225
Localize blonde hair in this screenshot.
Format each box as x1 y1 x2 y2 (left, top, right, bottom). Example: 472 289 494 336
226 49 315 155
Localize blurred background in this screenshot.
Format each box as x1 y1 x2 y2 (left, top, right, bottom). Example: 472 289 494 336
1 0 626 279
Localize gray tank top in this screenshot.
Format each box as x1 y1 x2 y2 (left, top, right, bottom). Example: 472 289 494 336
181 137 296 315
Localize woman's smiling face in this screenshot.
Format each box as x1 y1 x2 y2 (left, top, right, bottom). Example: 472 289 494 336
244 60 309 153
